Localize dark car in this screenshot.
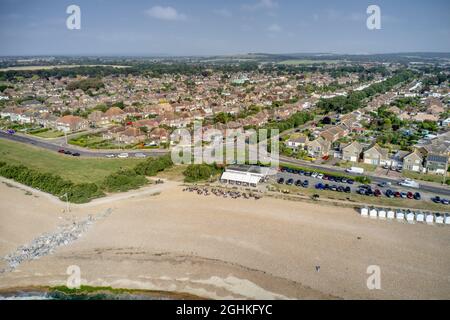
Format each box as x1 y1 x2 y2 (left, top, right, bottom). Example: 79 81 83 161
441 199 450 205
286 178 294 185
315 183 324 190
72 153 81 157
407 192 413 199
304 171 312 176
58 149 65 153
324 184 330 190
277 178 285 184
64 150 72 155
374 189 381 197
432 196 441 203
302 180 309 188
385 189 394 198
337 186 344 192
344 186 351 193
347 179 355 185
358 188 366 195
295 180 303 186
413 192 421 200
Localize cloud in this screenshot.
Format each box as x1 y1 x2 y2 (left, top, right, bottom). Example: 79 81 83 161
267 23 282 32
242 0 279 11
213 8 232 18
145 6 187 21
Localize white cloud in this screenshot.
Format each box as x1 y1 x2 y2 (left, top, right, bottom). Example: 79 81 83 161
213 8 232 18
145 6 187 21
267 23 282 32
242 0 279 11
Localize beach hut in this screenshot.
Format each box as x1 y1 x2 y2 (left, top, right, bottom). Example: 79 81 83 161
378 208 387 219
444 214 450 225
406 211 415 223
387 209 395 219
369 208 378 218
435 213 444 224
415 211 425 223
360 207 369 217
425 212 434 224
396 210 405 221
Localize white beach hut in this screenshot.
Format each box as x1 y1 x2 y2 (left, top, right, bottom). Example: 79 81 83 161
387 209 395 219
425 212 434 224
396 210 405 221
369 208 378 218
415 211 425 223
360 207 369 217
435 213 444 224
406 211 415 223
444 214 450 225
378 208 387 219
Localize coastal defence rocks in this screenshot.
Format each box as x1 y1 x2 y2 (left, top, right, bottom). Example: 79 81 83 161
0 208 112 273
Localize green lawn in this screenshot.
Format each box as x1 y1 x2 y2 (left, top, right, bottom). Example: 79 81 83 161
403 170 449 185
30 129 65 139
0 139 144 184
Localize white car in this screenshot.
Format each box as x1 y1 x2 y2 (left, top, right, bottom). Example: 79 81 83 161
105 154 115 158
317 173 324 179
134 153 147 158
311 172 319 178
118 153 129 159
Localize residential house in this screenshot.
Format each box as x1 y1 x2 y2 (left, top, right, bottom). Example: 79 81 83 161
342 141 363 162
363 144 390 166
286 134 309 152
403 151 424 172
306 137 331 158
56 115 88 133
104 107 126 122
425 154 448 175
117 127 147 145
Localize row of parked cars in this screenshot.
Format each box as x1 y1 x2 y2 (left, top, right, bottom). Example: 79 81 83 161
432 196 450 205
358 185 421 200
280 167 355 185
315 183 351 193
57 149 80 157
277 178 309 188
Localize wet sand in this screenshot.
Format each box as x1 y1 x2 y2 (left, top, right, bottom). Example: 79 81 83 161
0 179 449 299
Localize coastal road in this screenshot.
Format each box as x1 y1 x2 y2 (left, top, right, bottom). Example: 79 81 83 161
0 131 169 158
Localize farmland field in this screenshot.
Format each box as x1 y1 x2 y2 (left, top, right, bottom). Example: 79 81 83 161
0 139 143 184
278 59 341 65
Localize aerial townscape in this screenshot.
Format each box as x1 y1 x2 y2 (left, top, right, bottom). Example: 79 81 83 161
0 0 449 306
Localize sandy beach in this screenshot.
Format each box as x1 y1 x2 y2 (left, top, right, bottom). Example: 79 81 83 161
0 178 449 300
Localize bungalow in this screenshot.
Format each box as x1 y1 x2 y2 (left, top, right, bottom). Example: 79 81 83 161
307 137 331 158
104 107 126 122
286 134 309 152
117 127 147 145
88 111 110 127
342 141 363 163
363 144 389 166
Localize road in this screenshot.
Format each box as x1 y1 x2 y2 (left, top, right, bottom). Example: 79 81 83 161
0 132 169 158
1 131 449 197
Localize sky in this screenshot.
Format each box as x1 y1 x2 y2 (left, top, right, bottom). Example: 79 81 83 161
0 0 449 56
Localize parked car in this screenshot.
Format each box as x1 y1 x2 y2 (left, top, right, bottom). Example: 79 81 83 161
432 196 441 203
413 192 421 200
286 178 294 185
317 173 324 180
441 199 450 205
374 189 381 197
311 172 319 178
400 192 408 199
302 180 309 188
118 153 129 158
407 192 413 199
72 153 81 157
134 153 147 158
378 181 391 188
344 186 351 193
58 149 65 153
64 150 72 155
386 189 395 198
105 154 115 158
315 183 324 190
394 191 401 198
277 178 285 184
347 179 355 185
295 180 303 187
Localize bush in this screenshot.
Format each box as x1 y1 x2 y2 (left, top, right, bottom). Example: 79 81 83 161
134 155 173 176
0 164 101 203
183 164 222 183
102 169 148 193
